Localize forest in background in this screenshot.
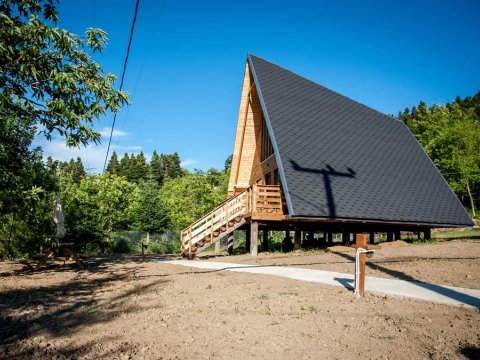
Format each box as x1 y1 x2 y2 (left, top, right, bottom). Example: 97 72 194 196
0 0 479 259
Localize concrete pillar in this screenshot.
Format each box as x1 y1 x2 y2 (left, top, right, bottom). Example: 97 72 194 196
227 233 234 255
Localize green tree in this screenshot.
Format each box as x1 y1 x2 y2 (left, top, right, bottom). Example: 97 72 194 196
224 154 232 173
73 157 86 183
406 103 480 218
129 152 148 183
133 181 169 239
149 150 164 185
106 151 119 175
119 153 130 178
159 172 226 231
62 173 139 251
0 0 129 147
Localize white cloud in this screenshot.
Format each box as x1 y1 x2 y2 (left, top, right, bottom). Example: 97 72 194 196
98 127 129 138
112 145 142 152
180 158 198 168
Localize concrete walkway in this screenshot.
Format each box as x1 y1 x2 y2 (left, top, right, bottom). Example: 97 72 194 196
161 259 480 309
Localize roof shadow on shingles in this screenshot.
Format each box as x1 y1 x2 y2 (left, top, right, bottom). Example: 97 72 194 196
247 54 473 227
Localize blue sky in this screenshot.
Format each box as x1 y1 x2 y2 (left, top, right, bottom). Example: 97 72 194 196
38 0 480 173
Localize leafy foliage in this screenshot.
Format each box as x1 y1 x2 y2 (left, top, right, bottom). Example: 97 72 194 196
160 171 228 231
401 98 480 218
61 173 139 252
0 0 129 147
133 181 170 235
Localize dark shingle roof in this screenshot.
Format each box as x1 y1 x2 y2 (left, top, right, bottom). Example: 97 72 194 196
248 54 473 227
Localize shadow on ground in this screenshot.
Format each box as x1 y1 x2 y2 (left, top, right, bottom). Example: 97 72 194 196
0 256 170 359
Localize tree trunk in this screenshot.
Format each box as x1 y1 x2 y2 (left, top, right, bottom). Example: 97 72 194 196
466 181 476 218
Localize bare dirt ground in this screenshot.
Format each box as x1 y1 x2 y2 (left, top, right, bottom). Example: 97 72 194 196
206 240 480 289
0 240 479 360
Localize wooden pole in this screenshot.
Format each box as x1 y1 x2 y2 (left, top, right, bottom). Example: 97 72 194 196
245 227 251 252
394 230 401 241
327 231 333 245
227 233 234 255
262 229 269 252
424 228 431 241
369 232 375 244
250 222 258 257
215 237 221 254
342 230 349 245
294 228 301 250
387 231 393 242
356 234 367 297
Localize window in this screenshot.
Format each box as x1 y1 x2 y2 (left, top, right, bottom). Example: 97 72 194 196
261 116 274 162
265 172 272 185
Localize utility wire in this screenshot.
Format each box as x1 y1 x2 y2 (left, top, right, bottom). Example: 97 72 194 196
119 0 165 133
103 0 141 172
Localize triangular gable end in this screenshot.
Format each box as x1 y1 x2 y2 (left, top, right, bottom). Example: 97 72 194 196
228 59 289 212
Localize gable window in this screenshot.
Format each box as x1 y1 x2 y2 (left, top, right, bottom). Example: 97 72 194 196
261 116 274 162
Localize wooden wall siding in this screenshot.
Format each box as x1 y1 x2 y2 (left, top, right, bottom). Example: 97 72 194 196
228 62 263 196
250 154 277 185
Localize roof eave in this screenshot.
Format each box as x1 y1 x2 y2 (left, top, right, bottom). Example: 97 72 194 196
247 53 296 216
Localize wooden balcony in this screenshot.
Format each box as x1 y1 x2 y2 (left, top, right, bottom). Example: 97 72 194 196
247 184 284 221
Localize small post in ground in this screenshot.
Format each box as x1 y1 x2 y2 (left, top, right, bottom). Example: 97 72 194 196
353 234 374 297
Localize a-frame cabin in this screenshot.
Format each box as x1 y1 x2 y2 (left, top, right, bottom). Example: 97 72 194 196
180 54 473 258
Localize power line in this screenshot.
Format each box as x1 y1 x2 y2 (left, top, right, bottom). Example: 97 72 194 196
119 0 165 133
102 0 141 172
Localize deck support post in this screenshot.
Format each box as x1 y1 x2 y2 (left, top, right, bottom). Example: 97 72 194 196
387 231 393 242
294 228 301 250
262 229 269 252
245 227 251 252
250 222 258 257
227 233 234 255
394 230 401 241
369 232 375 244
342 230 349 245
424 228 431 241
327 231 333 246
283 231 293 252
215 238 221 254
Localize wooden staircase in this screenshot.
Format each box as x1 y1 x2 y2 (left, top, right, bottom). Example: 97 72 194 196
180 185 284 258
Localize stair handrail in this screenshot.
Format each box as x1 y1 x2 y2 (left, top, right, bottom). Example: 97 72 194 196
181 188 249 249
